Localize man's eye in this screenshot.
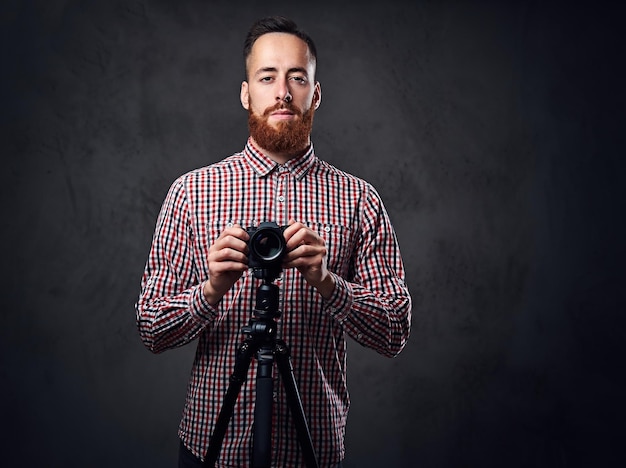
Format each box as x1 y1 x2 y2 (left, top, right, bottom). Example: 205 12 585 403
260 76 273 82
291 76 307 84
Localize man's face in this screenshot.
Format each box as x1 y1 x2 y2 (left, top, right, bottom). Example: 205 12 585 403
241 32 321 156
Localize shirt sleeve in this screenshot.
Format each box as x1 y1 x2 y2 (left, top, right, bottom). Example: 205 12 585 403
324 184 412 358
135 176 219 354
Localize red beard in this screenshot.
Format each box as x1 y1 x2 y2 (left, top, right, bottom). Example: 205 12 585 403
248 100 315 156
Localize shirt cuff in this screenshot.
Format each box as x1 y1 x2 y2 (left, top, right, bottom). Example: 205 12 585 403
323 273 353 323
190 281 220 322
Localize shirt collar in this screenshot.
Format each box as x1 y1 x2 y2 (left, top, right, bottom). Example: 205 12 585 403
243 138 317 181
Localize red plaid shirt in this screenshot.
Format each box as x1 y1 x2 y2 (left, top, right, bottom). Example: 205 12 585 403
136 140 411 467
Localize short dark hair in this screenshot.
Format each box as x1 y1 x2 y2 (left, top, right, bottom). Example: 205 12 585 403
243 16 317 74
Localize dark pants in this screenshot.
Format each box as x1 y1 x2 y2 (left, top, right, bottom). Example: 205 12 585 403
178 440 205 468
178 440 344 468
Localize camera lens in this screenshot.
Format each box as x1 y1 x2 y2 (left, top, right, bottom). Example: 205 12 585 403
251 229 284 261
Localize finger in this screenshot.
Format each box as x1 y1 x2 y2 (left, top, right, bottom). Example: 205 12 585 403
231 224 250 240
287 229 325 252
285 227 313 250
283 256 326 279
283 244 326 265
218 225 249 242
210 247 249 264
283 220 305 242
211 260 249 274
213 233 249 254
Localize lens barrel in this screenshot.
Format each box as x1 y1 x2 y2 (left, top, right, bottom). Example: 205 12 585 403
246 222 287 270
251 229 284 261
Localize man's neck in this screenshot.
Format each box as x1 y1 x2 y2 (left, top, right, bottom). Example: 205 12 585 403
249 137 310 165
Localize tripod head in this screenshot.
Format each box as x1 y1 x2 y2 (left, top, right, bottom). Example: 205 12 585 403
251 264 282 282
241 272 282 342
251 267 282 321
254 281 281 320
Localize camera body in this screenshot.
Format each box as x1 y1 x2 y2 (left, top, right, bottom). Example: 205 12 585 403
245 222 288 274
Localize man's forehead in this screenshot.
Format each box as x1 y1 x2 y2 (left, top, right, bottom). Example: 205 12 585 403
247 32 315 72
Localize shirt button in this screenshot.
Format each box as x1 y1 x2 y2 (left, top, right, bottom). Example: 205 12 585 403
278 195 285 202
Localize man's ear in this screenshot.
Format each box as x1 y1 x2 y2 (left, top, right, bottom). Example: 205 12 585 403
240 81 250 110
313 81 322 109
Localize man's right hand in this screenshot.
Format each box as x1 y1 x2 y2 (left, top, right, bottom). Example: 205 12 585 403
203 225 249 306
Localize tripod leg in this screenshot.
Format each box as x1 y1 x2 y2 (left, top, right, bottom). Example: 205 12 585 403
274 340 320 468
252 346 274 468
204 340 257 467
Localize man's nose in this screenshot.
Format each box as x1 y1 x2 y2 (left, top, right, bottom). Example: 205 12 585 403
276 79 292 103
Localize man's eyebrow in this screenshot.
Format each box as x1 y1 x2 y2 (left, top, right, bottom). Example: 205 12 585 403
254 67 277 77
287 67 309 75
254 66 309 77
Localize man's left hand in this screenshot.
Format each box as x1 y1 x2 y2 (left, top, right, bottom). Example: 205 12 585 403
282 219 336 299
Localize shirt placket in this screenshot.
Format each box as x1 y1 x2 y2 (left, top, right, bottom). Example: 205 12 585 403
272 165 290 463
274 166 289 226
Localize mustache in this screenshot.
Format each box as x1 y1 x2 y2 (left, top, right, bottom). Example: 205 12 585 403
262 101 302 117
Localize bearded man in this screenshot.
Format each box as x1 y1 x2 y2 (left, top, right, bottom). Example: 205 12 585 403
136 16 411 468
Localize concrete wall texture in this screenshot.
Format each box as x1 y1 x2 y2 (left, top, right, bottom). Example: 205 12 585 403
2 1 625 467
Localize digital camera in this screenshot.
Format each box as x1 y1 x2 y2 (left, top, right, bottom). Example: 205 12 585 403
245 222 288 272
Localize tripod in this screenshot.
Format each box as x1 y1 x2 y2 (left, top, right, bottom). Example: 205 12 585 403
204 268 319 468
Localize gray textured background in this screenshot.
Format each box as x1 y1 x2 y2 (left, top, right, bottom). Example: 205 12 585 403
2 1 625 467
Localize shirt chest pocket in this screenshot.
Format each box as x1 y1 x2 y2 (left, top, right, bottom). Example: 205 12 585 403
203 219 259 244
309 223 354 278
196 219 258 267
